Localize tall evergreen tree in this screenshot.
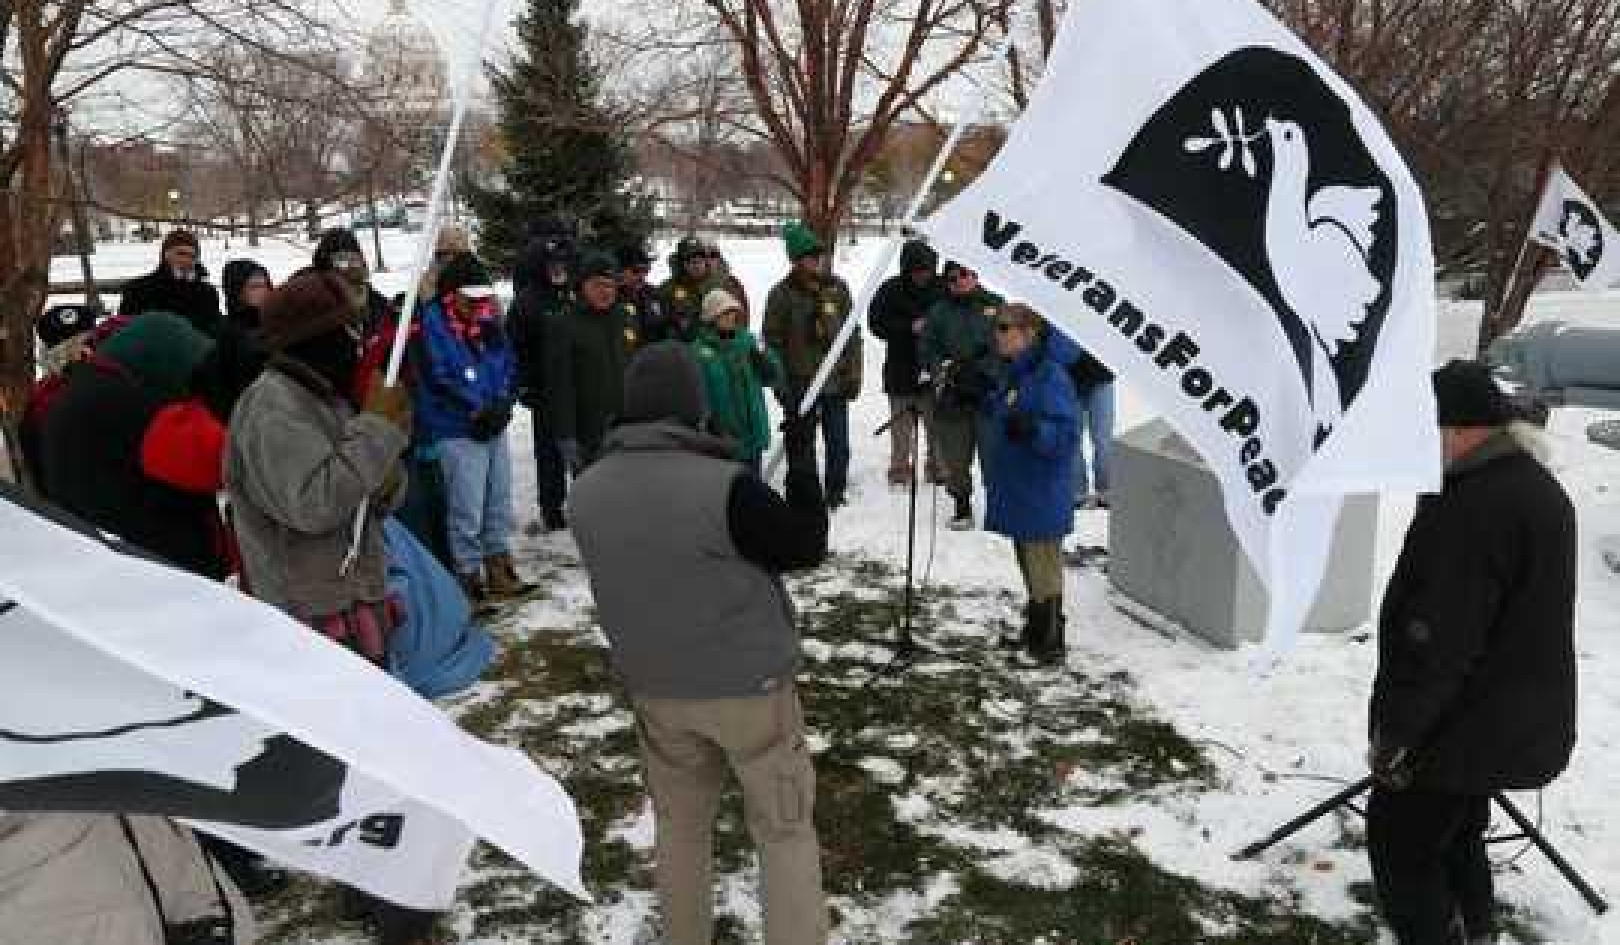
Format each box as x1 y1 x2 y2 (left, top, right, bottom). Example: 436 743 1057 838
466 0 653 272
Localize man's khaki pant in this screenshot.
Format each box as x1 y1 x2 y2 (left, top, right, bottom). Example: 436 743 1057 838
633 684 827 945
1014 540 1064 602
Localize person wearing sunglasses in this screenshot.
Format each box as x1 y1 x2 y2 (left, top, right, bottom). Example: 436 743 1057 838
699 237 752 325
921 262 1004 528
312 227 391 341
982 303 1078 665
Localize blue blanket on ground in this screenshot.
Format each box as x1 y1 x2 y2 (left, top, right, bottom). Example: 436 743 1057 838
384 517 496 699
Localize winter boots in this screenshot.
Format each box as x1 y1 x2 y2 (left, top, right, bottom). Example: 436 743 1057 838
947 491 974 530
1025 598 1067 666
484 552 537 600
460 554 537 608
997 599 1066 665
458 570 488 605
525 506 568 536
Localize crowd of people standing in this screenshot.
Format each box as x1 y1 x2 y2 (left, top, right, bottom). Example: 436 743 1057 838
7 218 1121 945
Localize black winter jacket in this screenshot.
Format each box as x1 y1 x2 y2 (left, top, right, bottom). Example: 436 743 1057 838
1371 433 1578 793
868 272 945 396
542 299 633 451
117 266 222 338
39 360 228 580
510 284 572 408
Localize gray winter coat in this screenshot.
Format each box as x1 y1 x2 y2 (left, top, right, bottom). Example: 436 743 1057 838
0 813 253 945
226 360 408 618
569 423 801 698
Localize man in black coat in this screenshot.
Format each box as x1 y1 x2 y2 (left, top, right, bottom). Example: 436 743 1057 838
868 239 943 486
510 230 577 533
116 230 222 337
1366 360 1578 945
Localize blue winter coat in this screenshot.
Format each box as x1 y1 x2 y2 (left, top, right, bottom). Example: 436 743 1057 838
983 345 1079 541
384 517 496 699
413 298 518 444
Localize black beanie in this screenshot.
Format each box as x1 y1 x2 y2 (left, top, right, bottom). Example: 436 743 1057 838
37 303 98 348
576 250 618 285
312 228 364 270
900 239 938 273
1433 360 1513 428
622 341 708 428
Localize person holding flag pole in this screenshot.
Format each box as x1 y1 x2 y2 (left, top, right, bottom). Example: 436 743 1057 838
761 35 1015 481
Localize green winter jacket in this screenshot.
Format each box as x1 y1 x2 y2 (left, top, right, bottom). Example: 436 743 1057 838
690 325 783 461
543 298 636 451
762 271 862 398
922 288 1005 379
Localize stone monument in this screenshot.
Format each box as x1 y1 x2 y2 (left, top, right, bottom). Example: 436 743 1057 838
1108 419 1379 648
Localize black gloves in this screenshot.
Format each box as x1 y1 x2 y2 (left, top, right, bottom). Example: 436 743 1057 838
1368 740 1416 791
470 400 514 442
946 364 991 409
1005 410 1036 443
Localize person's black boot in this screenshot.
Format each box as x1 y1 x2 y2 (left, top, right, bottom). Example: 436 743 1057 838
1027 597 1067 666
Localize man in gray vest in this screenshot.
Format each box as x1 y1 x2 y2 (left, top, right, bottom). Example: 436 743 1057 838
570 341 830 945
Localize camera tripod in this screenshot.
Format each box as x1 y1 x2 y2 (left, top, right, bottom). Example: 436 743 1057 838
1233 775 1608 915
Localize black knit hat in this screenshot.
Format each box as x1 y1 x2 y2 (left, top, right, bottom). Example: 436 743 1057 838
436 252 496 299
674 236 705 265
1433 360 1513 428
576 250 618 284
900 239 938 273
312 228 364 270
622 341 709 428
616 243 653 268
37 303 99 348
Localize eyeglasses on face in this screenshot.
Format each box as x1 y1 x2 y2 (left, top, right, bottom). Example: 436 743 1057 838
995 321 1023 333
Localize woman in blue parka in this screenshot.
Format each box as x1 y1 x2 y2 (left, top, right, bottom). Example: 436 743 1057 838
982 302 1079 665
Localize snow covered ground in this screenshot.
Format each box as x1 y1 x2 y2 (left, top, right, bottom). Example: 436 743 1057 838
53 232 1618 943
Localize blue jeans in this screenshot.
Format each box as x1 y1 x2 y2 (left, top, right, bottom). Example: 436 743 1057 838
437 433 516 575
785 393 850 498
1073 383 1115 497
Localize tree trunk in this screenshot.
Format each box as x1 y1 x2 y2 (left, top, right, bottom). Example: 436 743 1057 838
0 66 59 452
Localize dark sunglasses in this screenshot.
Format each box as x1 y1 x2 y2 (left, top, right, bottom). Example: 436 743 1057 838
995 321 1023 333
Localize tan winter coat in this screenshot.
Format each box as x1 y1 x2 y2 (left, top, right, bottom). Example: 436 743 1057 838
0 813 253 945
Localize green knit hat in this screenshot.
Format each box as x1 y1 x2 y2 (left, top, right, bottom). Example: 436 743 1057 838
98 311 214 402
783 221 824 261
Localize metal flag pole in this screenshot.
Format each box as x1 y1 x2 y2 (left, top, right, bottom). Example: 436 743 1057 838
763 35 1015 479
341 0 501 575
1494 157 1557 339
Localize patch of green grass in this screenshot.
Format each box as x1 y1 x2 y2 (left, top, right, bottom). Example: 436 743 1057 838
261 553 1398 945
909 834 1377 945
